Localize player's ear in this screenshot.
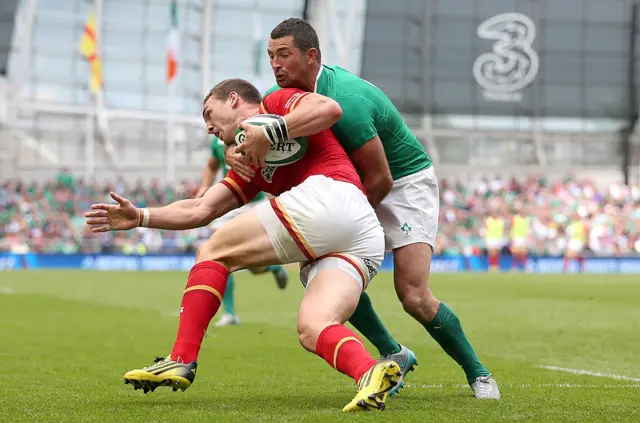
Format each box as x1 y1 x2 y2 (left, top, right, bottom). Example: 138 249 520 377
306 48 318 64
228 92 238 108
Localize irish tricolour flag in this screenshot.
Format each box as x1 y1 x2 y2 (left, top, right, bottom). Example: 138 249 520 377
166 0 179 83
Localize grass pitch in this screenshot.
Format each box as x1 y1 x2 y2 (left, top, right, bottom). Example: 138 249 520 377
0 270 638 422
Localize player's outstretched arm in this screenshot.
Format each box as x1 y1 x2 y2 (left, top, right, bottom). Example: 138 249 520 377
85 184 239 232
283 93 342 138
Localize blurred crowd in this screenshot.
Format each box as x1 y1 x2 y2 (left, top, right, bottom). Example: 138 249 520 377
436 176 640 256
1 171 639 256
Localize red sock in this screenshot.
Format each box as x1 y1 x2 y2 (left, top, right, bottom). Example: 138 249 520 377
489 253 499 268
171 261 229 363
563 257 570 272
315 324 377 383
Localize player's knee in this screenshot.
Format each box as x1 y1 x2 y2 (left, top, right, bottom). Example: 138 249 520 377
396 278 439 322
296 320 319 353
195 239 232 269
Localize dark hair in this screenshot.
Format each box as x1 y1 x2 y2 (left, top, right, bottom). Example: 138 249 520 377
203 78 262 104
270 18 321 63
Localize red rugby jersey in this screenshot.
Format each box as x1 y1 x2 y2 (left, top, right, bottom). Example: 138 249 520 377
221 88 364 204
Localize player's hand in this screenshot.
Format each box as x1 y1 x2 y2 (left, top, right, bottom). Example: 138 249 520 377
84 192 139 232
235 122 270 168
225 144 256 182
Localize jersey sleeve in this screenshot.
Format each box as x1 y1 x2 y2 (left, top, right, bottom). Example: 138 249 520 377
331 94 378 152
219 169 261 205
261 88 312 116
210 137 225 162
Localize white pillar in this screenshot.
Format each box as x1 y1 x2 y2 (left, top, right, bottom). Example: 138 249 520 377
8 0 37 99
308 0 366 72
339 0 359 68
307 0 329 60
421 2 439 165
421 115 440 165
85 114 95 181
201 0 213 96
92 0 118 169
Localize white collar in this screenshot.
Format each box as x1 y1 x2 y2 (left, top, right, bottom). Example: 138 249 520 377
313 65 324 93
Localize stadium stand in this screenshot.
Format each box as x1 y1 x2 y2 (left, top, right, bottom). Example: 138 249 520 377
2 171 638 256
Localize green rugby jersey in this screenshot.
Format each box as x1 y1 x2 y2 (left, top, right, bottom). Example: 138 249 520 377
210 137 265 202
266 64 432 180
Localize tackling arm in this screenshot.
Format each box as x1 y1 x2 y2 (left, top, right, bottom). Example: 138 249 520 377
348 136 393 208
281 93 343 138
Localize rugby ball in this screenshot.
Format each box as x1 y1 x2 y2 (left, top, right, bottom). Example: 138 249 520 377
234 114 308 167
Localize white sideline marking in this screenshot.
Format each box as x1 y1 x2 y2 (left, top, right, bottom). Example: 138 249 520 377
0 287 13 294
407 383 640 389
538 365 640 382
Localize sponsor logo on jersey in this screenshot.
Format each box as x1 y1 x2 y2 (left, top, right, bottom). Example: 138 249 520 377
261 165 277 183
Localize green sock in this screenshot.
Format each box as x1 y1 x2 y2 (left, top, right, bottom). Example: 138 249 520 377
424 302 489 384
222 274 236 316
348 291 401 356
267 265 282 273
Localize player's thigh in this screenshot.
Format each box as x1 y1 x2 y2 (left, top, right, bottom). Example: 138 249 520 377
297 261 363 351
209 202 247 231
196 206 279 272
392 242 434 301
376 167 438 293
269 176 384 274
376 167 439 252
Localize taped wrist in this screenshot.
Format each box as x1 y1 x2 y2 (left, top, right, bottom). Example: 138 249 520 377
261 116 288 144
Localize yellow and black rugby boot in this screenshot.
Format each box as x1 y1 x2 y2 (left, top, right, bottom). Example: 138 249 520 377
124 355 197 394
342 359 401 412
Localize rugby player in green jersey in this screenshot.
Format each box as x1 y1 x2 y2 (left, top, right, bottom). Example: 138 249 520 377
228 18 499 399
195 137 288 327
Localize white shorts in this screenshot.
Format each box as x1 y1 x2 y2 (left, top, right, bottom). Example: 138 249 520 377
486 239 504 250
256 175 384 289
375 166 439 251
511 237 528 248
568 239 585 253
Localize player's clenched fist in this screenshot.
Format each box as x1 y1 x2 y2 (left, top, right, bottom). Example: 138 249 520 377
85 192 139 232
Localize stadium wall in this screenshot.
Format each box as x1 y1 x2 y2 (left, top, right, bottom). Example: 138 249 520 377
2 253 640 274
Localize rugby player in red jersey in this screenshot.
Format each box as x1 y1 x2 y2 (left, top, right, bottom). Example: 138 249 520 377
85 78 400 412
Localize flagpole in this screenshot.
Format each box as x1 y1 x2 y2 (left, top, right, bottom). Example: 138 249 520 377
201 0 213 97
166 0 179 183
85 112 95 182
91 0 118 175
167 80 176 183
